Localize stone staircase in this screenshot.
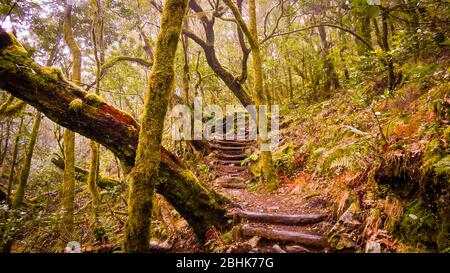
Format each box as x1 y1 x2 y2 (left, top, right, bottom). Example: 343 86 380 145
208 119 328 253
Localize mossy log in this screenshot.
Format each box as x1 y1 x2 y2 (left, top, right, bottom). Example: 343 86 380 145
51 155 119 189
0 28 231 238
234 210 327 225
240 224 326 248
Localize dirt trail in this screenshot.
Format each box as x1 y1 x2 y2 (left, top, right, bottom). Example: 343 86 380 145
209 136 332 253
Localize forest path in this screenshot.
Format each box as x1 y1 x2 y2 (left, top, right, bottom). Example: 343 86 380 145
208 137 331 253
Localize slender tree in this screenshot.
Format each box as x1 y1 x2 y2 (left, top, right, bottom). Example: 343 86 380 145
11 110 41 209
223 0 278 186
87 0 105 241
59 3 81 247
123 0 189 252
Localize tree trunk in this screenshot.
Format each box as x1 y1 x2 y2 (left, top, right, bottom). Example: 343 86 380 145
356 12 372 55
0 118 11 168
223 0 278 186
381 8 396 90
318 25 340 95
89 0 105 240
182 18 190 105
248 0 277 185
6 116 23 204
59 3 81 247
288 67 293 102
12 110 41 208
0 27 231 241
123 0 190 252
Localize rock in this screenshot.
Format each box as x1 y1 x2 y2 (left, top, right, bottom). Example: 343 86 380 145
285 245 310 253
245 236 260 248
365 240 381 253
328 202 362 250
272 244 286 253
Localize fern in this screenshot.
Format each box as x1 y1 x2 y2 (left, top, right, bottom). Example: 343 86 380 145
330 156 353 170
433 156 450 177
241 153 258 166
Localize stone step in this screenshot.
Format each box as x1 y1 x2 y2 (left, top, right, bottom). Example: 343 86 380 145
213 140 253 147
217 159 245 166
210 145 246 151
219 153 247 160
233 210 327 225
239 224 326 248
217 165 248 172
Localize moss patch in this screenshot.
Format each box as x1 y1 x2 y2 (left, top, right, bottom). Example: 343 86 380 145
69 98 83 112
84 93 104 107
396 199 439 249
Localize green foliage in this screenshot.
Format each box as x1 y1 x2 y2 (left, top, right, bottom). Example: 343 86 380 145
197 163 210 174
396 199 439 248
241 153 258 166
423 139 445 173
272 143 297 172
433 156 450 177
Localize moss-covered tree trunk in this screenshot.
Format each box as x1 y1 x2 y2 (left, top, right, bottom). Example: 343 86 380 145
123 0 189 252
317 25 340 94
87 0 104 240
11 110 41 208
182 17 190 104
0 118 11 168
247 0 277 186
59 3 81 246
5 116 23 204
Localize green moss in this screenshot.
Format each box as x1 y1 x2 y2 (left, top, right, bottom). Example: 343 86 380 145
40 66 66 81
84 93 104 107
396 199 439 249
273 143 297 172
443 127 450 143
69 98 83 112
423 139 445 173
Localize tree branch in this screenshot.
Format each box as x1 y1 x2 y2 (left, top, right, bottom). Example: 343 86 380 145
260 23 374 51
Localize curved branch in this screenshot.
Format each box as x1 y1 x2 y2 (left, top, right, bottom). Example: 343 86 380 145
182 29 209 49
100 56 152 76
186 0 254 107
223 0 258 49
85 56 152 91
260 23 374 51
263 0 285 41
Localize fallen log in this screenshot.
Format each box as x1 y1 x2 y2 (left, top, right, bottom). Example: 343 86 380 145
0 29 231 239
235 210 327 225
240 224 326 248
51 155 119 189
